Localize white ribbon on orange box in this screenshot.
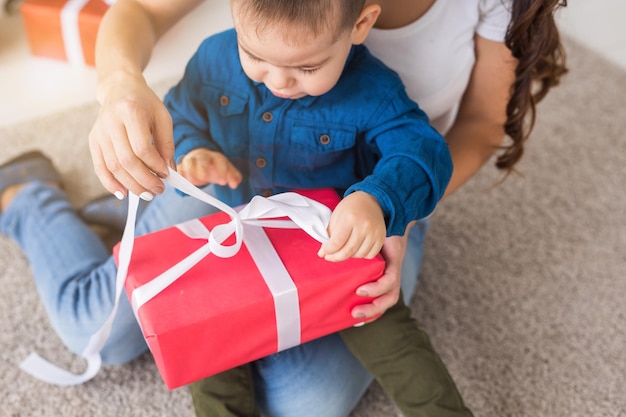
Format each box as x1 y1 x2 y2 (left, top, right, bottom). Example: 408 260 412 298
60 0 114 65
20 168 332 386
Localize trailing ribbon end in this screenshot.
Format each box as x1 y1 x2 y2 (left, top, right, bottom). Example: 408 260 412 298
19 352 102 386
17 192 140 386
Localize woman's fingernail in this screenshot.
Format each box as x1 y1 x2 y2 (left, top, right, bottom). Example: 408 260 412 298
114 191 125 200
139 191 154 201
151 185 164 195
356 289 369 297
353 312 366 319
353 322 366 327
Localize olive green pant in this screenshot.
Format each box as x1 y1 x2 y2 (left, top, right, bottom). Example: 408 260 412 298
191 294 473 417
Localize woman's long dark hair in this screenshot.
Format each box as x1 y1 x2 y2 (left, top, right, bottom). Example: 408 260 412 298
498 0 568 170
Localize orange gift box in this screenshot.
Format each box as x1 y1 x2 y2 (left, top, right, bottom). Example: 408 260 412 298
20 0 110 66
113 189 385 389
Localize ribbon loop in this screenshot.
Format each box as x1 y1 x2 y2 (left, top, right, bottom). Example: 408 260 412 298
239 193 331 243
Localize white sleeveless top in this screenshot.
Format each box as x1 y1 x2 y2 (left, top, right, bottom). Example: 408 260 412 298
365 0 512 135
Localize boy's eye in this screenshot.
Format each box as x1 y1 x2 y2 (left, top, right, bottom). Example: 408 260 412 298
243 47 320 74
246 53 261 62
300 67 321 75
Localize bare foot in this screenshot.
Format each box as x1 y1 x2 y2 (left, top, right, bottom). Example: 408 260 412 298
0 182 61 212
0 184 26 212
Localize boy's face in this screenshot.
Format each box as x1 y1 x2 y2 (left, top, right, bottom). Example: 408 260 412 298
232 5 355 99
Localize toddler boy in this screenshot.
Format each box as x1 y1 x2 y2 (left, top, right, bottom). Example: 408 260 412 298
165 1 474 416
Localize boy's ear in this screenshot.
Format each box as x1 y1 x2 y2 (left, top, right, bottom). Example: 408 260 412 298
351 4 381 45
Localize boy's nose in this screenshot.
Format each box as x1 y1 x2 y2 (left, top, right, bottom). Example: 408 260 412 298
267 69 292 90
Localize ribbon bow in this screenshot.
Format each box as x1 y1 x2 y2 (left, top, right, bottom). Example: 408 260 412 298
20 168 331 386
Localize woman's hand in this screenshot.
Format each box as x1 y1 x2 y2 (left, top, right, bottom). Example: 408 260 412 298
88 71 175 200
351 232 408 322
89 0 204 200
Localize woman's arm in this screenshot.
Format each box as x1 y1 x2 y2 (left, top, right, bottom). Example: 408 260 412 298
443 35 517 198
353 36 517 320
89 0 203 199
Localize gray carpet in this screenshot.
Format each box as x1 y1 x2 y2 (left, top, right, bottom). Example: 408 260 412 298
1 37 625 417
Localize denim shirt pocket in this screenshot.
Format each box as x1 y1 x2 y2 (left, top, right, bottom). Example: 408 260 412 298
200 83 249 157
288 121 357 172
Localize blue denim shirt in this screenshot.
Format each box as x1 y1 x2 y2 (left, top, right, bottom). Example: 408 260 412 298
165 29 452 236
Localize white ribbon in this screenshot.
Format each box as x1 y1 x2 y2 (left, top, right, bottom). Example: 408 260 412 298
60 0 115 65
20 168 331 385
60 0 91 65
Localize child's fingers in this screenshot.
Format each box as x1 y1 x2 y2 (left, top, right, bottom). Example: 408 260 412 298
346 236 382 260
322 246 354 262
322 232 369 262
180 152 242 188
320 231 384 262
179 154 203 178
176 160 198 184
211 158 241 189
226 165 243 189
317 227 351 260
352 237 383 259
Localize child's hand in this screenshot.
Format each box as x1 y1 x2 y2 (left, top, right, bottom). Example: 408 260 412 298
317 191 386 262
177 148 242 189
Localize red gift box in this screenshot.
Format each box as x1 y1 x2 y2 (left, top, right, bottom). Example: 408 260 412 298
20 0 110 66
114 189 385 389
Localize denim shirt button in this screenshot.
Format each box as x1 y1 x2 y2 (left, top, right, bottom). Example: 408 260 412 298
219 95 230 106
256 157 267 168
262 189 273 197
262 112 273 122
319 134 331 145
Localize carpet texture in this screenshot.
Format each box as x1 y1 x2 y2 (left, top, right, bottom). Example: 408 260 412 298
1 37 624 417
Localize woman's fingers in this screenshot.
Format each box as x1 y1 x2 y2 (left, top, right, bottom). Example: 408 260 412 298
351 288 401 321
89 81 173 199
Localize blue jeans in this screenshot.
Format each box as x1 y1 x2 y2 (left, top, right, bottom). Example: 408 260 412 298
0 182 427 417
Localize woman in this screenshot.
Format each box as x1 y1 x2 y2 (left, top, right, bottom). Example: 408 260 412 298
0 0 567 416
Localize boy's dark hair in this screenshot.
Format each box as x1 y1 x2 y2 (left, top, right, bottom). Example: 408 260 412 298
233 0 366 41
